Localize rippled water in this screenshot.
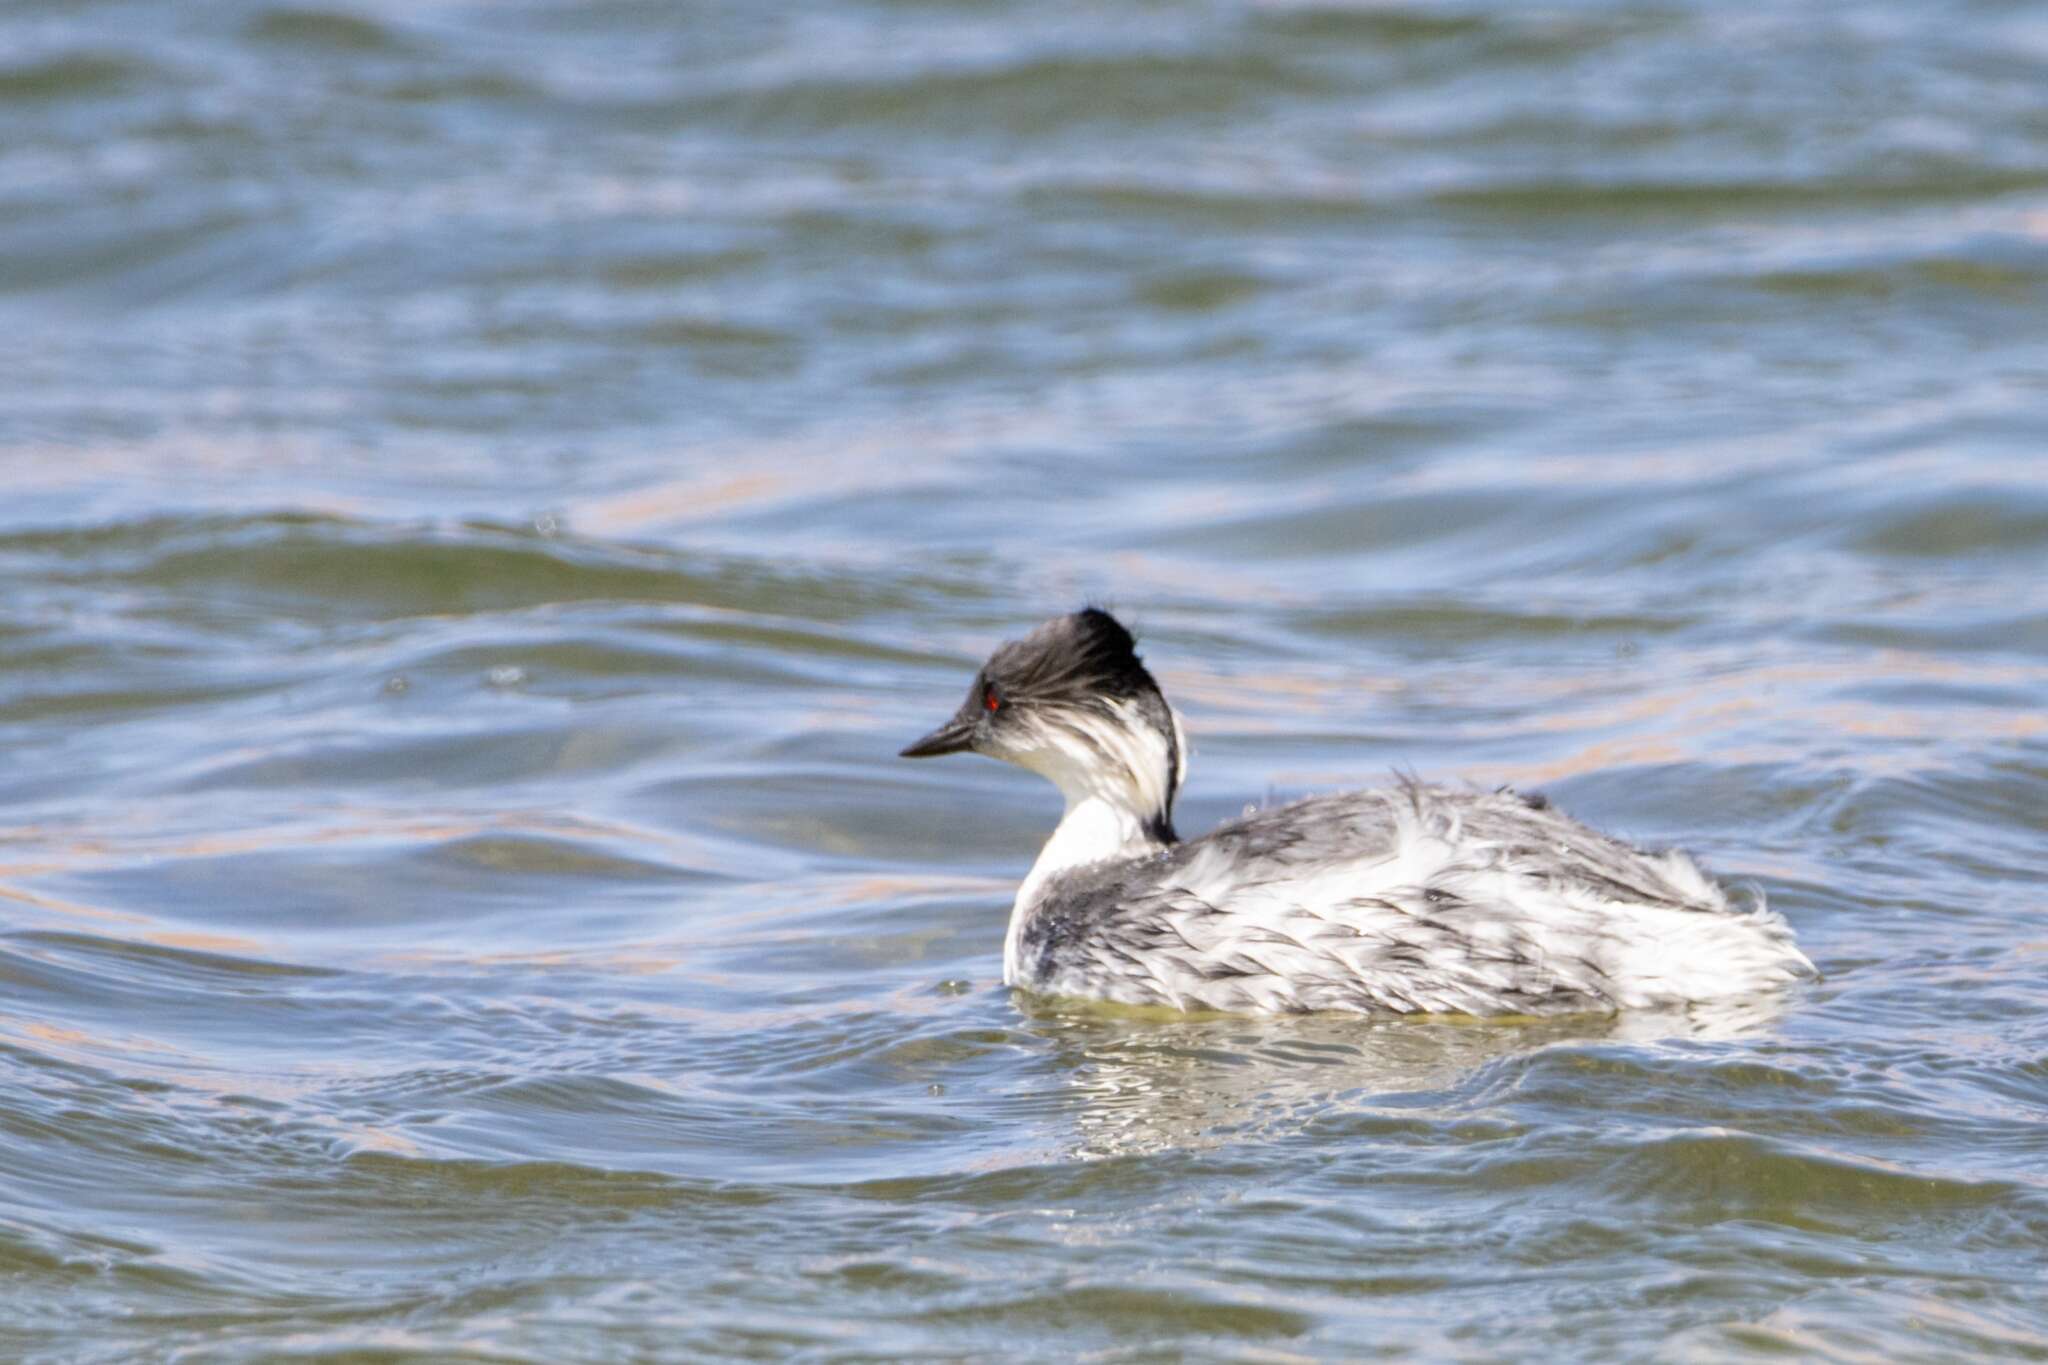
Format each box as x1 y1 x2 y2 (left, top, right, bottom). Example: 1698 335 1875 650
5 0 2048 1358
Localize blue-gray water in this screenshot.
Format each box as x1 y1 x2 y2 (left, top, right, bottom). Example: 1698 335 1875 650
5 1 2048 1359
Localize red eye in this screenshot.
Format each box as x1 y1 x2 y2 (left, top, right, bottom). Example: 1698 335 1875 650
984 688 1001 712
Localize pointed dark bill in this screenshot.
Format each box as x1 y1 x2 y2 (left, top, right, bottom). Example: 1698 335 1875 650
899 715 976 758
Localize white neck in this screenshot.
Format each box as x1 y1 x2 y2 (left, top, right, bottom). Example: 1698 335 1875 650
993 700 1188 987
1003 791 1163 985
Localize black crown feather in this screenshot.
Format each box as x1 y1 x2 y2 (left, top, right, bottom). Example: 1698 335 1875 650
985 607 1157 705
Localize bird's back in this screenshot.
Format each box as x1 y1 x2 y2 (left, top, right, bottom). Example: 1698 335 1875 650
1013 779 1812 1015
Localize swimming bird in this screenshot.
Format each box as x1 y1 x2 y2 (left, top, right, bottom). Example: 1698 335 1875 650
900 609 1813 1016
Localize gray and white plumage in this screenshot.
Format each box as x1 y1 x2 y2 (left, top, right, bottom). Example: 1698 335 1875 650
902 609 1815 1017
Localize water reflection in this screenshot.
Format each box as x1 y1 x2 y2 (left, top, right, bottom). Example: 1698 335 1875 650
1022 993 1797 1160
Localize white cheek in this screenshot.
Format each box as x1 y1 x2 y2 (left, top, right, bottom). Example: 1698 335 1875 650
986 704 1178 824
1006 725 1106 801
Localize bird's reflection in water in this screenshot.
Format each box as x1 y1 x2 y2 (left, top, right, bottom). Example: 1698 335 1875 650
1016 992 1797 1160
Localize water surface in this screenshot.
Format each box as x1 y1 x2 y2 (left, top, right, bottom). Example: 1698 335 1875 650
3 0 2048 1359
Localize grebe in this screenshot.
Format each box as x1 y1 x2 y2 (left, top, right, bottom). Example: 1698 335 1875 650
901 609 1813 1016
